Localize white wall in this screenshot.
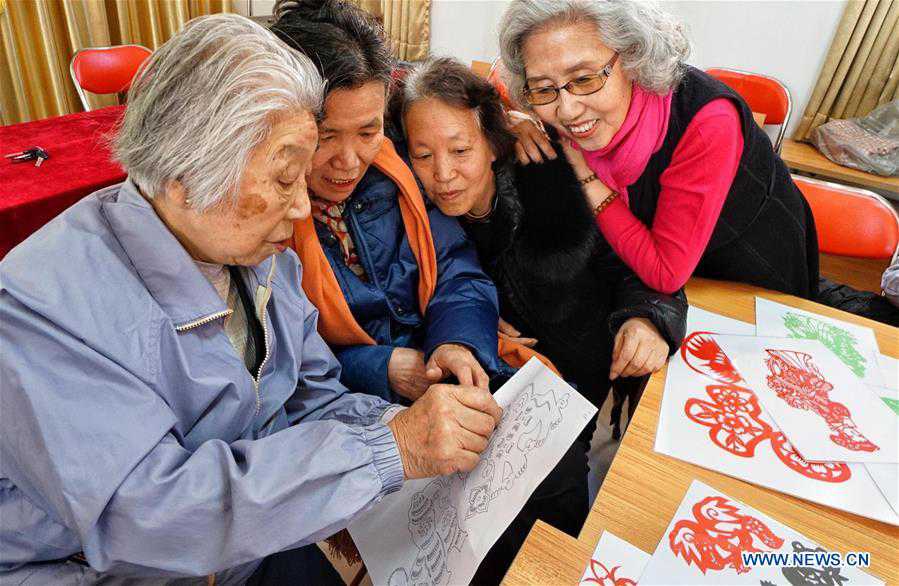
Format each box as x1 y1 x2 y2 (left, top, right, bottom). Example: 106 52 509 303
430 1 511 66
234 0 275 16
430 0 848 136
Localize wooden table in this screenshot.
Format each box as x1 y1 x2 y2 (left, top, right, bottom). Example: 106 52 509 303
782 139 899 196
503 521 594 585
504 277 899 584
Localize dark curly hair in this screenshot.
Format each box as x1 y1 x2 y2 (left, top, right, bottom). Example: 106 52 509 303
392 57 517 165
269 0 394 95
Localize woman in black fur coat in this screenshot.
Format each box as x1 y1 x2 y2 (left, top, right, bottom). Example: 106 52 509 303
393 57 688 415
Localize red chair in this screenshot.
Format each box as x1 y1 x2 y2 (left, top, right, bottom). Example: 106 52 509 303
70 45 152 111
706 67 792 153
793 175 899 262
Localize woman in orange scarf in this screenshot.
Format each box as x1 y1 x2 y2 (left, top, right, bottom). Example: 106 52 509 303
272 0 556 404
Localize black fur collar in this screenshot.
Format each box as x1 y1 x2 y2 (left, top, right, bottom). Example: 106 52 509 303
508 156 600 281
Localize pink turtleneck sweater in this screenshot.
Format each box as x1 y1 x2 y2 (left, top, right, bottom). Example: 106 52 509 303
591 97 743 294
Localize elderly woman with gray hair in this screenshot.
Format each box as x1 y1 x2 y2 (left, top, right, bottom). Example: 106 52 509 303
501 0 821 300
0 14 503 585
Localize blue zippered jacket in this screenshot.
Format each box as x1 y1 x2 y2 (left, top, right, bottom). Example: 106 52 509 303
315 164 504 401
0 180 404 583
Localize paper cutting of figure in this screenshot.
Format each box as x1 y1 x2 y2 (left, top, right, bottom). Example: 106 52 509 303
683 331 743 384
685 384 772 457
581 559 638 586
765 349 879 453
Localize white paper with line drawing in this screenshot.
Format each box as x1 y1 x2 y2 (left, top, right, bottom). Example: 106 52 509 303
348 358 597 586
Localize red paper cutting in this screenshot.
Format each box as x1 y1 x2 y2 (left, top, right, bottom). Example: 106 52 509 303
764 349 879 453
582 559 637 586
680 332 851 483
669 495 784 574
768 431 851 483
685 385 771 457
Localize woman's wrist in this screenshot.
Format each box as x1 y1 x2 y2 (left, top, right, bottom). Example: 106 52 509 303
581 180 614 209
591 190 619 216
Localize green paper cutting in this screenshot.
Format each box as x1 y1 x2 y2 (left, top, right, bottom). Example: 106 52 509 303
882 397 899 416
782 312 867 378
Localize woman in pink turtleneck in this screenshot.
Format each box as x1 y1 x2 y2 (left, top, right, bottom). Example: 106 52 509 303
560 78 742 295
498 0 822 301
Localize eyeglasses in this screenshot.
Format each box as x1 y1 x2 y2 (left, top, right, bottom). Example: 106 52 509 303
523 54 619 106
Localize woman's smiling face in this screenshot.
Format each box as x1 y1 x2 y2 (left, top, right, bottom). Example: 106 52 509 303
522 20 632 151
307 81 387 203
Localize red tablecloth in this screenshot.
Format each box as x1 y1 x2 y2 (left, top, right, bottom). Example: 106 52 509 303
0 106 126 258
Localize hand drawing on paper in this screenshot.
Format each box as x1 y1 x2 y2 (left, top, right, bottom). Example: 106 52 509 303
682 332 852 483
463 383 569 520
388 475 468 586
669 495 784 575
765 349 879 452
350 359 599 586
782 312 867 378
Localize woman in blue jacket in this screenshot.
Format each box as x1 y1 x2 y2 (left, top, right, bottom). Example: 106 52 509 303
274 0 524 403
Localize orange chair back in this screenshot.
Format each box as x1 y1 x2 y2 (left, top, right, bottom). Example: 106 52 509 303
707 68 792 151
707 68 789 124
70 45 152 109
794 175 899 259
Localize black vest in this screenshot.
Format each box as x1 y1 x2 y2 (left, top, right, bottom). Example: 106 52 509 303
628 67 819 297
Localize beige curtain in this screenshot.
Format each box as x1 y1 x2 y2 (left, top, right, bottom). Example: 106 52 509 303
794 0 899 141
351 0 429 61
0 0 233 126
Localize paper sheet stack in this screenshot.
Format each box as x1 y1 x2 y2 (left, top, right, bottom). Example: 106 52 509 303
654 299 899 525
580 480 883 584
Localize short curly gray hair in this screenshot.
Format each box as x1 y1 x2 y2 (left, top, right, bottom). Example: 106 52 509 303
113 14 324 211
499 0 690 106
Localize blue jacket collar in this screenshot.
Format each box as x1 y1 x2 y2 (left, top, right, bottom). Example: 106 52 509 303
103 179 273 328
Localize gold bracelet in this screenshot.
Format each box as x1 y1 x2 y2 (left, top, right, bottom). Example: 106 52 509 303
578 173 597 186
592 190 619 216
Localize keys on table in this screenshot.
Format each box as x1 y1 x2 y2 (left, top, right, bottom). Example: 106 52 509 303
4 146 50 167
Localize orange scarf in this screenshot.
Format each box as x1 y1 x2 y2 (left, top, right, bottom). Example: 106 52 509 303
290 138 558 374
